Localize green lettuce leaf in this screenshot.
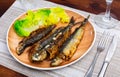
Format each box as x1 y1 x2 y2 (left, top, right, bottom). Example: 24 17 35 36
14 7 69 37
14 9 51 37
50 7 70 23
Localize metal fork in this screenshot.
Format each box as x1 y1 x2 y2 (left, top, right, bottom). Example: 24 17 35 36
84 32 110 77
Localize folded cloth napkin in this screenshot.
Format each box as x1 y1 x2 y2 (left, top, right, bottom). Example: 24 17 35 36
0 0 120 77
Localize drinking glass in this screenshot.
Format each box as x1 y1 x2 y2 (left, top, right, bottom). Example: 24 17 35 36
94 0 118 29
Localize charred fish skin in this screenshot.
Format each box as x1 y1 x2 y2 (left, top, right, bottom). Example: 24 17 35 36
51 15 90 66
30 28 64 62
32 27 64 53
46 27 70 59
30 27 67 62
35 16 75 52
16 25 55 55
60 15 90 60
28 28 61 62
30 17 75 62
60 27 84 60
42 17 75 59
37 27 64 51
50 27 84 66
31 30 67 61
43 26 71 60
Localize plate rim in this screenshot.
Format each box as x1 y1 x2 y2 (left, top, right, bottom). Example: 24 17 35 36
6 7 96 70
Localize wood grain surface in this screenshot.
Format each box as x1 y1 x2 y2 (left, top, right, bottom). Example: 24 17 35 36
47 0 120 21
0 65 27 77
0 0 15 17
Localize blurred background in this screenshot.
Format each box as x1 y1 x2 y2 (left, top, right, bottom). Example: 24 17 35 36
0 0 120 20
0 0 15 17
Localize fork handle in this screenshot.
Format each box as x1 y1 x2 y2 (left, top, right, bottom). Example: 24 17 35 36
84 51 100 77
97 61 109 77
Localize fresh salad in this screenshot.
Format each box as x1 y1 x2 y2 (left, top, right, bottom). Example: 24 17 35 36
14 7 70 37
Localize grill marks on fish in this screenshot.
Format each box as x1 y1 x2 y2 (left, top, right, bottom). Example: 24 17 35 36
29 27 64 62
17 15 90 67
36 27 64 52
61 27 84 60
16 25 55 55
50 27 84 66
29 17 75 62
50 15 90 66
46 27 71 59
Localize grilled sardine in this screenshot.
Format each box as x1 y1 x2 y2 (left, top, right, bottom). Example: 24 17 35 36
29 27 64 62
30 17 75 62
16 25 55 55
51 15 90 66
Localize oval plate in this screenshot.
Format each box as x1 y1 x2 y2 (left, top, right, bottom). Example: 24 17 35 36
7 8 96 70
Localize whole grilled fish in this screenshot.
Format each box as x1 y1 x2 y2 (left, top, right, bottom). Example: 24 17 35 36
30 17 75 62
51 15 90 66
16 25 55 55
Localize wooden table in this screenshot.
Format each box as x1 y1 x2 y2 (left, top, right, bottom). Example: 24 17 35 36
47 0 120 21
0 0 120 77
0 0 15 17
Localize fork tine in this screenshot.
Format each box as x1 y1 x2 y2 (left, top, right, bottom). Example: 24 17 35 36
98 31 110 48
101 32 110 47
98 31 106 46
98 33 104 46
102 32 110 47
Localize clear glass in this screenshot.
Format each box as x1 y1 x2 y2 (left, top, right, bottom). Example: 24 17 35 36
94 0 118 29
17 0 36 10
